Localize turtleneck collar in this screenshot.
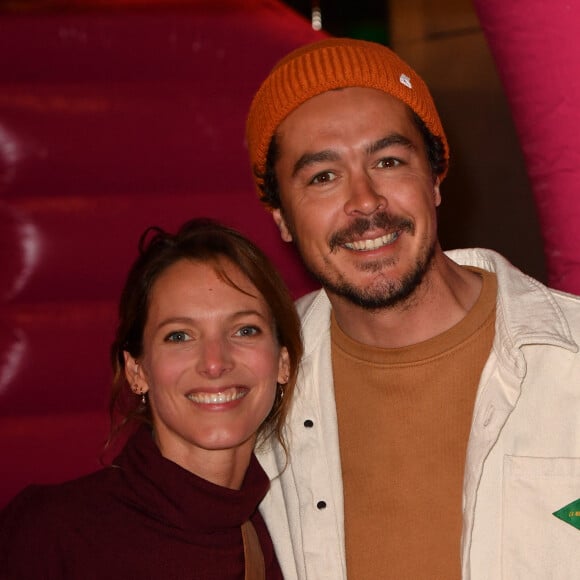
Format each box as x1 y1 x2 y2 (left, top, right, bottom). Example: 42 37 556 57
113 426 270 534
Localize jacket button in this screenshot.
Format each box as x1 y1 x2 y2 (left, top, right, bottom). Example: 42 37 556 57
304 419 314 428
317 501 327 510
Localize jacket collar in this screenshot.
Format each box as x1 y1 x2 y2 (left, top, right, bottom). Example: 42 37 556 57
446 249 577 375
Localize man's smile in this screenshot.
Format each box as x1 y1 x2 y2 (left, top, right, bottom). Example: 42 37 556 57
344 231 400 251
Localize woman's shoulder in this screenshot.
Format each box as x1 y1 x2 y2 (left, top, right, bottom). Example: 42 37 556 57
4 472 108 528
1 468 121 538
3 466 117 516
2 482 58 519
0 468 120 575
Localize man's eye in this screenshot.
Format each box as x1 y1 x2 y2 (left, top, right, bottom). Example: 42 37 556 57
165 331 191 343
376 158 401 169
310 171 336 185
235 326 261 337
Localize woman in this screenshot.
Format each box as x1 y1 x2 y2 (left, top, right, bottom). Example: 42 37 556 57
0 218 302 579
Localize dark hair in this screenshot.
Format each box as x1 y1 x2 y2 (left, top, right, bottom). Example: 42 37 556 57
108 218 302 451
255 106 448 210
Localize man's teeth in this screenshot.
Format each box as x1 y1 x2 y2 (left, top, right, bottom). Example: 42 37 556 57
344 232 399 251
187 389 246 404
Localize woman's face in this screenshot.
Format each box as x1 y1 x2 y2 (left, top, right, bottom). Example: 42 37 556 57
126 258 289 470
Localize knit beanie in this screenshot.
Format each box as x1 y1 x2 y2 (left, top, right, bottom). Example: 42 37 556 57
246 37 449 202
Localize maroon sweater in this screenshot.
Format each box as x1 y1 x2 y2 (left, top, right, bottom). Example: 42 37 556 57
0 427 283 579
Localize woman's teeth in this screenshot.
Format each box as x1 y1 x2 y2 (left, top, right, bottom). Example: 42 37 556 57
187 388 246 404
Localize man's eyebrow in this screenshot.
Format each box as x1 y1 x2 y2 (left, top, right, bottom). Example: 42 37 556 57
292 150 340 177
367 134 416 155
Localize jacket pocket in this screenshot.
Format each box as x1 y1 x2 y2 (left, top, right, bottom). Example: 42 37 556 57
502 456 580 579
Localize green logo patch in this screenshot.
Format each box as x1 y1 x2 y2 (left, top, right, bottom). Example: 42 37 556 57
553 498 580 531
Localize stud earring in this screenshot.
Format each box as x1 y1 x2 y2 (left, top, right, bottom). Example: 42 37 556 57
132 363 146 405
133 382 146 405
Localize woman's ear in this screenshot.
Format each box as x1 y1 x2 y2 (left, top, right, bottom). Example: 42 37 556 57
123 351 149 395
277 347 291 384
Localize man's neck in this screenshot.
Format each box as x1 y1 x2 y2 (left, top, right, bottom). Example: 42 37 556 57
329 253 483 349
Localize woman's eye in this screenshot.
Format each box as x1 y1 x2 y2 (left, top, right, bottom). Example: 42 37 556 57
235 325 261 338
310 171 336 185
165 331 191 343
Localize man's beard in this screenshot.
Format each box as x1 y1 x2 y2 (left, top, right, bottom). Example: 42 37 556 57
295 211 437 311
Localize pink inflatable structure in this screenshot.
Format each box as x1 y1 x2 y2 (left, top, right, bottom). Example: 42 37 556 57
0 0 321 507
474 0 580 294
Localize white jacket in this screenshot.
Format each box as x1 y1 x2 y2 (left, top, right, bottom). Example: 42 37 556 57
258 248 580 579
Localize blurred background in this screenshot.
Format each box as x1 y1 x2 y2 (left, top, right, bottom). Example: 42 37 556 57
3 0 577 506
1 0 549 283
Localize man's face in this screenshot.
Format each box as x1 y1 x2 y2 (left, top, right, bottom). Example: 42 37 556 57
272 87 442 310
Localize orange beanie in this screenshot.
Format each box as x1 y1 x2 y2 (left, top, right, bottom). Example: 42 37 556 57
246 37 449 201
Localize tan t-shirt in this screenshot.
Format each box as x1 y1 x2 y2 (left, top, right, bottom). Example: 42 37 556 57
332 268 497 580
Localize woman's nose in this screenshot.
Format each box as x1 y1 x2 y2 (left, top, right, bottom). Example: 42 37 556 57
196 338 233 378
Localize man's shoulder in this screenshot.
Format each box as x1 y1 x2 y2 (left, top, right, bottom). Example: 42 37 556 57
445 247 512 272
446 247 580 302
294 289 332 354
448 247 580 342
548 286 580 321
295 288 330 319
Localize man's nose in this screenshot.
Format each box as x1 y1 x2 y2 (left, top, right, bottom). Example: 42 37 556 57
344 173 386 216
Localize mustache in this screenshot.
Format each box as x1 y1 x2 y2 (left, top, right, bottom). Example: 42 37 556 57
329 211 414 252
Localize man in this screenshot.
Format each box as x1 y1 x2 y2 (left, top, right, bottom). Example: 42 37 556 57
245 38 580 579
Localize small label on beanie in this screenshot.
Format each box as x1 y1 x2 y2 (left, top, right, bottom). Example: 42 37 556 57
399 73 412 89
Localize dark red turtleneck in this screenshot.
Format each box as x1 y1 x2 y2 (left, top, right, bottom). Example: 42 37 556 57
0 426 283 579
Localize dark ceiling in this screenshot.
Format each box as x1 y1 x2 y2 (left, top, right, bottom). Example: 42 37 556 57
282 0 389 43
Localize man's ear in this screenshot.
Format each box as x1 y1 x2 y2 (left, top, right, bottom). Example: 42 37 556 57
272 209 293 243
123 352 149 395
433 177 442 207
